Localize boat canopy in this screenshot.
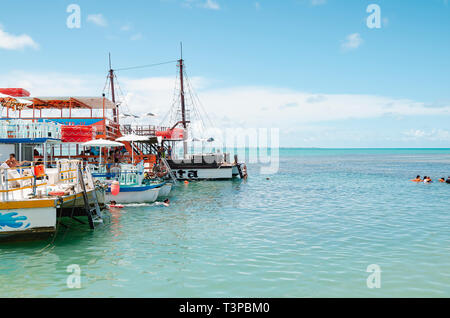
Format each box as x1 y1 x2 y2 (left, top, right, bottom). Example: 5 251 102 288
0 88 31 97
19 96 116 110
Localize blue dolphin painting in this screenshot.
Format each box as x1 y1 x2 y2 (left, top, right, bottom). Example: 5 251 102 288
0 212 30 230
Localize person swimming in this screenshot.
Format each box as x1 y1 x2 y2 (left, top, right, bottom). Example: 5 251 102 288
423 176 432 183
411 175 422 182
446 177 450 184
439 177 445 183
108 200 124 209
155 199 170 207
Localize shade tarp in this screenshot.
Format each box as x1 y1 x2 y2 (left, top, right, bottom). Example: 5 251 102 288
116 134 150 142
21 96 116 110
81 139 124 148
0 93 33 107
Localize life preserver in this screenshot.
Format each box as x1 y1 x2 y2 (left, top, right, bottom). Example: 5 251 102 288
111 181 120 196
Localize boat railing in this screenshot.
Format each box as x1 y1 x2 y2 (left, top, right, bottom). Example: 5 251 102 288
91 163 145 186
121 124 171 137
0 119 61 140
0 160 90 202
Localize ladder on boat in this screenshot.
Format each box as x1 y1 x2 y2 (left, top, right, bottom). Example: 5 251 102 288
78 165 103 229
160 157 178 185
236 163 244 179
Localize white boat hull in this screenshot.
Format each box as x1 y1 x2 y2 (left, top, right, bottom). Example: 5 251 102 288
171 167 233 180
106 187 160 203
0 207 56 236
157 183 172 198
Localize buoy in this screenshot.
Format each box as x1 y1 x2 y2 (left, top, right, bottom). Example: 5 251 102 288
184 180 189 185
111 181 120 196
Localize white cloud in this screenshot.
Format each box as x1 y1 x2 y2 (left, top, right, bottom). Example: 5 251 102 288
2 70 450 146
87 14 108 27
341 33 363 51
130 33 143 41
402 129 450 141
121 24 132 31
182 0 221 10
0 71 101 96
202 0 220 10
0 26 38 50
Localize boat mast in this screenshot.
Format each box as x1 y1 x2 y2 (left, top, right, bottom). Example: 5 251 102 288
178 43 188 157
109 53 119 125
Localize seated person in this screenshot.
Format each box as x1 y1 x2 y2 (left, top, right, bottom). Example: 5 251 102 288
5 154 29 169
90 147 99 156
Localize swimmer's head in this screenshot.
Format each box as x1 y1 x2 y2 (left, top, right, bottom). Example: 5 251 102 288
163 199 170 204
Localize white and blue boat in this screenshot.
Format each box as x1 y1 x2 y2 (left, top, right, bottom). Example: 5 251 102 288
92 163 172 204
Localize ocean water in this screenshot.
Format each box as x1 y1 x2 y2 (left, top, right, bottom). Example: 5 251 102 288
1 148 449 297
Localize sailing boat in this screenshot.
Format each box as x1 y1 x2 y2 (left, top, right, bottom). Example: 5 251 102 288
156 51 247 180
90 55 171 203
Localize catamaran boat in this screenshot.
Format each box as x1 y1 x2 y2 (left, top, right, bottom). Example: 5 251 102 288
112 55 248 181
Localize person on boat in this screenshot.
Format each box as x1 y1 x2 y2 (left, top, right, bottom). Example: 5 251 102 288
157 146 162 161
90 147 99 156
439 177 446 183
167 145 172 160
106 156 114 179
411 175 422 182
242 164 248 180
5 154 28 169
114 149 122 163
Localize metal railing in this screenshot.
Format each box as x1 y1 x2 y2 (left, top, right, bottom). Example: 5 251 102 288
0 119 61 140
121 124 170 137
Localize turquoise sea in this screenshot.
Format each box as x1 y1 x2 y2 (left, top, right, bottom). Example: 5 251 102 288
1 148 449 297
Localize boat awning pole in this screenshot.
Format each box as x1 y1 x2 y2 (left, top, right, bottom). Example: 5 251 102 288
43 142 47 168
99 146 102 168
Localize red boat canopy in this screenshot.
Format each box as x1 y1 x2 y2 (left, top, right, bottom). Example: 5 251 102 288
156 128 184 141
61 125 94 143
0 88 31 97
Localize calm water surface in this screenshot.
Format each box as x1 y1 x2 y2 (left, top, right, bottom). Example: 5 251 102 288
1 149 449 297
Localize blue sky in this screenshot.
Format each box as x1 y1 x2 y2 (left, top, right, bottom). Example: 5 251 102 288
0 0 450 147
